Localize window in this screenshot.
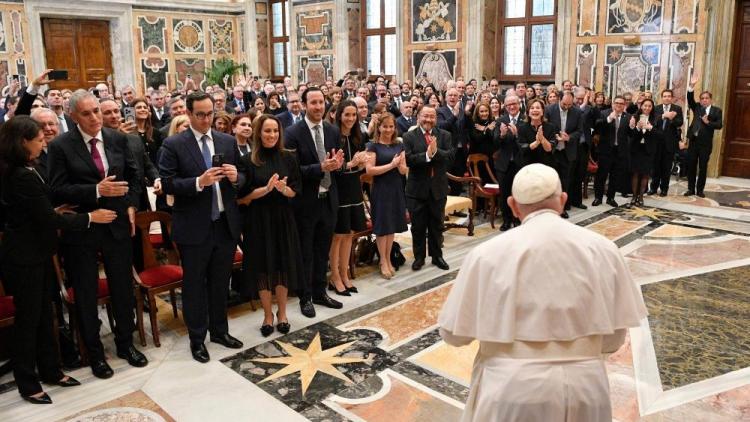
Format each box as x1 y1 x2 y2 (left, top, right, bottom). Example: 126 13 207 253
496 0 556 82
361 0 397 76
269 0 291 79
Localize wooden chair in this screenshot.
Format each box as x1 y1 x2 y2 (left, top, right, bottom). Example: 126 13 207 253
132 211 183 347
349 174 374 280
444 173 476 236
466 153 501 228
53 254 115 365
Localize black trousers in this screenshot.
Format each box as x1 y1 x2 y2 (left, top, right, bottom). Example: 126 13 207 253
554 150 572 196
62 229 135 361
497 161 520 223
407 195 447 260
177 216 235 344
594 147 626 200
449 147 468 195
296 196 335 300
569 143 589 206
4 261 63 396
650 142 674 194
687 142 712 193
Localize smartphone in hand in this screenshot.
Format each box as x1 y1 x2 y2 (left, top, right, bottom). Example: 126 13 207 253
211 153 225 168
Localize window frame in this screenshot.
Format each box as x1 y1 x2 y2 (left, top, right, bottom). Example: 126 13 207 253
269 0 290 80
360 0 397 77
495 0 557 83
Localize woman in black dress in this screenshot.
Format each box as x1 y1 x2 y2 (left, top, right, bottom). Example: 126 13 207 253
132 97 163 167
365 113 408 279
329 100 367 295
0 116 116 404
468 102 497 183
519 98 557 167
236 114 302 337
628 98 661 206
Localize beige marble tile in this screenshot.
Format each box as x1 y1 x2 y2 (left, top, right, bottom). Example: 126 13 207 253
411 341 478 386
586 216 651 241
645 224 714 238
57 390 175 422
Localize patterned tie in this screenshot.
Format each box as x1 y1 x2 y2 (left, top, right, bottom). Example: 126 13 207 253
614 115 620 146
200 135 220 221
663 105 669 130
89 138 105 179
313 125 331 189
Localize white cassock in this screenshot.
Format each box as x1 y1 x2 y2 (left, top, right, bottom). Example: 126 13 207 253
438 209 648 422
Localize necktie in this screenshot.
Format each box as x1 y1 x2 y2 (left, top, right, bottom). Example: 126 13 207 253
662 105 669 129
58 115 68 133
313 125 331 189
511 117 517 125
614 115 620 146
89 138 105 179
200 135 220 221
156 109 162 120
425 131 435 177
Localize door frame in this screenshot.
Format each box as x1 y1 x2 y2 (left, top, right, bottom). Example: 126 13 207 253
721 0 750 177
24 0 136 88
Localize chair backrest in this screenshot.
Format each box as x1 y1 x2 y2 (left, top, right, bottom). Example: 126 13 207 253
52 254 73 303
134 211 175 270
466 153 499 184
360 174 374 216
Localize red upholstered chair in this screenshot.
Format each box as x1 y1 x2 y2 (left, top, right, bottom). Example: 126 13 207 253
349 174 375 280
53 254 115 365
466 153 501 228
132 211 183 347
0 280 14 376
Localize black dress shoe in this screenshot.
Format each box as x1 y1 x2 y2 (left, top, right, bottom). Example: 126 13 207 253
117 345 148 367
22 392 52 404
260 324 274 337
43 375 81 387
592 198 602 206
499 221 512 231
312 293 343 309
210 333 243 349
190 342 210 363
683 190 695 196
432 257 450 270
560 211 569 219
606 198 619 207
300 298 316 318
697 191 705 198
412 258 425 271
90 359 114 379
328 282 351 296
572 203 588 210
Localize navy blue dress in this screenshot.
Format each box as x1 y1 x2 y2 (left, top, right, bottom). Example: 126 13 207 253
367 142 408 236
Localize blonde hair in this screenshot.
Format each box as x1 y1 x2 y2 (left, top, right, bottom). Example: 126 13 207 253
168 115 190 137
374 112 400 144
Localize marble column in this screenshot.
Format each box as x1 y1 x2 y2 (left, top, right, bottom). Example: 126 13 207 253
465 0 484 81
242 0 260 75
555 0 574 85
333 0 350 79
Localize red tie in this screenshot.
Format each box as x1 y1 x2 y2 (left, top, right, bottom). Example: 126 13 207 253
89 138 105 179
425 131 434 177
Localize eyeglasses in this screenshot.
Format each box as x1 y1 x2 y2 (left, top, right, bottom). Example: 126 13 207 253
506 102 519 106
192 111 215 119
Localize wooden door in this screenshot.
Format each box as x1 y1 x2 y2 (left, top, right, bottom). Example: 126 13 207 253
41 18 113 91
723 1 750 177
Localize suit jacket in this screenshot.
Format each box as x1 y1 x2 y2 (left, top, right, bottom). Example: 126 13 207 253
278 110 305 129
126 133 159 210
627 114 661 157
492 113 529 173
48 126 140 245
654 103 684 153
388 100 403 117
284 119 341 211
228 94 252 114
544 104 583 162
403 127 456 201
576 104 599 146
159 129 244 245
150 106 170 129
0 166 89 265
35 149 50 182
396 115 416 136
517 121 559 167
686 90 722 147
437 105 468 148
595 110 631 156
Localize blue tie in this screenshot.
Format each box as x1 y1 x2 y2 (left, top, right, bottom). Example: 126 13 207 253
200 135 220 221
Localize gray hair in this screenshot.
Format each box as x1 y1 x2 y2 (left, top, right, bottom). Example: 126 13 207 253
69 89 98 114
573 86 586 97
30 107 58 122
504 94 519 105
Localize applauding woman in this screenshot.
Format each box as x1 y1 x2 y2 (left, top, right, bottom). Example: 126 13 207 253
0 116 116 404
236 114 302 337
519 98 557 167
628 98 660 206
365 113 408 279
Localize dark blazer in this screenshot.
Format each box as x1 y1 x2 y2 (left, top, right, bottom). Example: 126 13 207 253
278 110 305 129
47 126 140 245
686 90 722 147
403 127 456 201
654 103 683 153
437 105 468 148
517 121 559 167
284 119 341 211
159 129 245 245
544 104 583 162
595 110 631 156
150 106 170 129
126 133 159 210
492 113 528 173
14 89 37 117
35 149 50 182
627 114 661 157
396 115 416 136
576 104 599 145
0 167 89 265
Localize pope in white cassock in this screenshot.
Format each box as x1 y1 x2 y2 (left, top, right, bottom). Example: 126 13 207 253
438 163 648 422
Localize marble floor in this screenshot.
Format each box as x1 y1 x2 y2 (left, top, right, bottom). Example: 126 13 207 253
0 177 749 422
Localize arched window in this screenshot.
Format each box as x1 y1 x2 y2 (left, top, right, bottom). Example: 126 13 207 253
269 0 291 79
361 0 398 76
496 0 556 82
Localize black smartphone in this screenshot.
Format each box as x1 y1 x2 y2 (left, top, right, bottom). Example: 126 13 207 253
211 153 224 168
108 166 121 179
48 70 69 80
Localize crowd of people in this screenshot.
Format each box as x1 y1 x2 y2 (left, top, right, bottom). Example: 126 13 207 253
0 66 722 404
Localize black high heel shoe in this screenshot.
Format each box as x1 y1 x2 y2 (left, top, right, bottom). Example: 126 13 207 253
345 285 358 294
22 392 52 404
260 317 274 337
328 282 351 296
43 375 81 387
276 313 290 334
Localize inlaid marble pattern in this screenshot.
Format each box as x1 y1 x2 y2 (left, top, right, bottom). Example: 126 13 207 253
57 390 175 422
137 16 167 54
606 0 663 34
410 340 478 386
644 224 713 238
642 266 750 391
209 19 233 55
585 215 651 241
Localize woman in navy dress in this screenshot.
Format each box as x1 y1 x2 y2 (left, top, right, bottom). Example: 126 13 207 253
365 113 408 279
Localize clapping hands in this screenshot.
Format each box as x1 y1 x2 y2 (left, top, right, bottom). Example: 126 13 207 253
322 149 345 171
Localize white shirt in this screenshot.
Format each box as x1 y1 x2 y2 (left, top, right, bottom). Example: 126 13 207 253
80 126 109 199
190 127 225 213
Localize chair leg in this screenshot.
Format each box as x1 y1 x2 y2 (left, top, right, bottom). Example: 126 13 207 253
169 289 178 318
467 207 475 236
148 292 161 347
489 197 496 229
135 288 147 347
105 303 116 333
349 240 357 280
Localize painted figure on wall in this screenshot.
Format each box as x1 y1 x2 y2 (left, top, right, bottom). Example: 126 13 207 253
414 51 454 92
413 0 457 42
607 0 663 34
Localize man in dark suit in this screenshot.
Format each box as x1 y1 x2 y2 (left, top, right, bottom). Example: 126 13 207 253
493 95 527 231
395 101 415 136
278 92 305 129
284 87 345 318
569 87 599 209
516 82 529 116
48 89 148 379
159 97 188 138
149 91 170 129
404 105 455 271
229 85 252 114
592 95 630 207
437 88 469 197
685 74 722 197
650 89 683 196
342 77 357 99
544 92 583 217
159 92 245 362
29 108 60 181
